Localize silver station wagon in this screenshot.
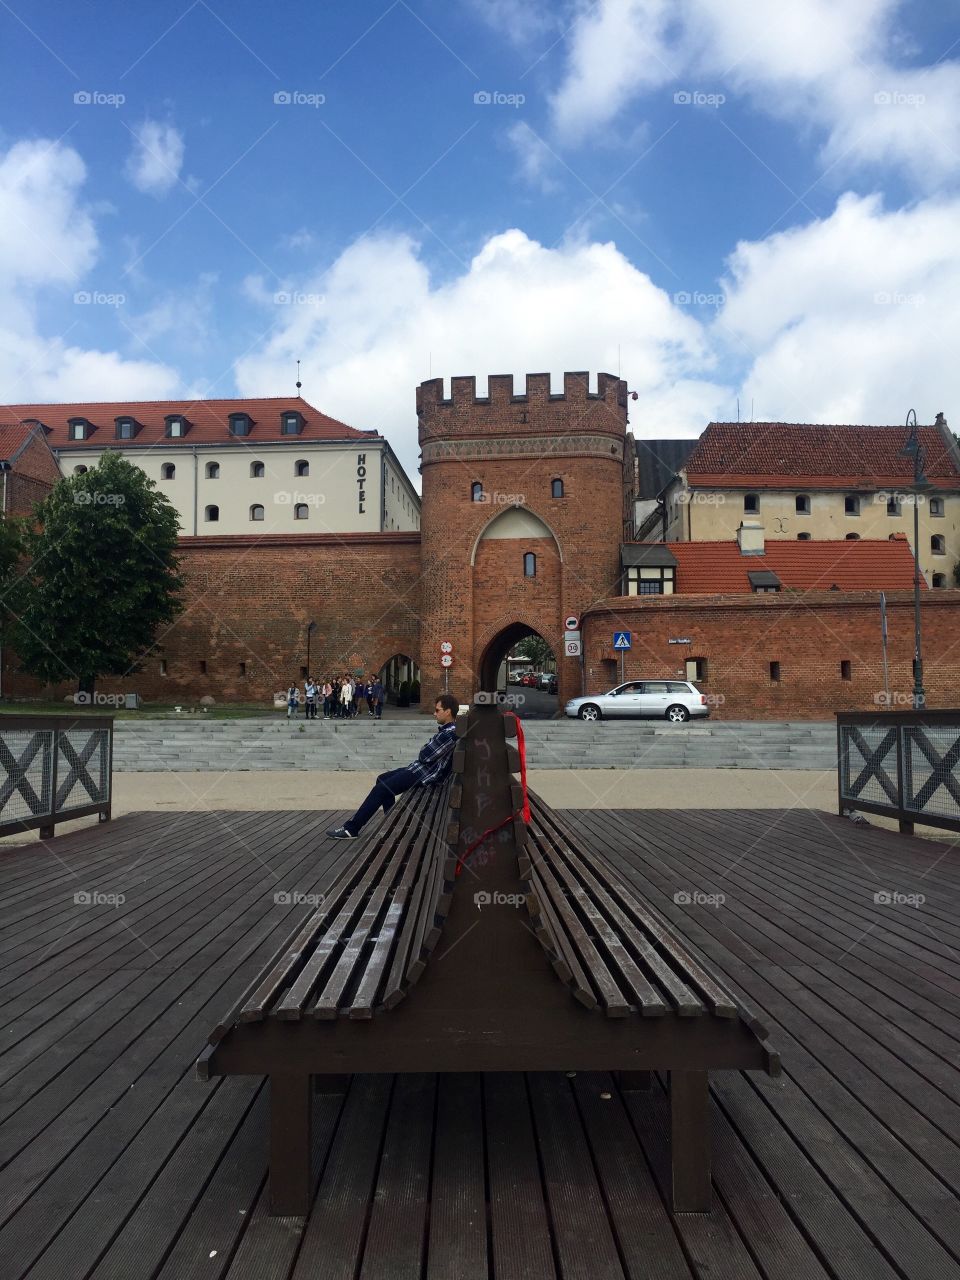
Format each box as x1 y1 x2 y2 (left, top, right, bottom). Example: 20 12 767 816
564 680 710 723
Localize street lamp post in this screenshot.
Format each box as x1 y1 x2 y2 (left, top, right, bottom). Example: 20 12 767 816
306 620 317 676
899 412 930 710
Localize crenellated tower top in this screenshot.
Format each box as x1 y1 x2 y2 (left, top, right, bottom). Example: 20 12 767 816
417 371 629 446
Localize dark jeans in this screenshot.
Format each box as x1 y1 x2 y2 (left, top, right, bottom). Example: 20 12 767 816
305 698 317 719
344 766 419 836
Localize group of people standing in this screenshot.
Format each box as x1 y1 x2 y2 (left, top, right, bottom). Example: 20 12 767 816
286 674 385 720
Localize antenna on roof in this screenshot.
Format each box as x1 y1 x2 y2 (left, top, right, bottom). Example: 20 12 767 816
750 398 754 422
295 359 302 397
736 397 740 423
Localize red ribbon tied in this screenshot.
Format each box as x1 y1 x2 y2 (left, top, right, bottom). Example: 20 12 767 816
454 710 530 876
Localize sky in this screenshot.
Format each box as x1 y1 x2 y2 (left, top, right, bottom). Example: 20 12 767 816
2 0 960 484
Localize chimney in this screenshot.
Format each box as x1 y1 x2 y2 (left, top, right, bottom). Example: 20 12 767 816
737 519 765 555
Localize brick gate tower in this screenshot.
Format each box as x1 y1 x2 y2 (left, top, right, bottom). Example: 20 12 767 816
417 371 631 705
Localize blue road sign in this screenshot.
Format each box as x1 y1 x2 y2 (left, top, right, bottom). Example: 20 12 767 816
613 631 632 650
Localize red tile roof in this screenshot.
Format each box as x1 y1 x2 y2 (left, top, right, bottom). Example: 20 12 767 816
684 422 960 491
0 423 39 462
660 537 925 593
0 398 375 450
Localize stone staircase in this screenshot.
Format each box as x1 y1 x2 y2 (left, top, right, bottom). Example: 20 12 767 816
111 717 838 772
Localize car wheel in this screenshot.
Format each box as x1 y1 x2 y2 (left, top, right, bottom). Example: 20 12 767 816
579 704 601 722
666 704 689 723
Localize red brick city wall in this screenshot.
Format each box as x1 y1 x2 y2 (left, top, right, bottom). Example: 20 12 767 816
4 534 423 704
580 591 960 718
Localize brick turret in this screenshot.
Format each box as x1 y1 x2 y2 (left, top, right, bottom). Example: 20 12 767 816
417 372 630 703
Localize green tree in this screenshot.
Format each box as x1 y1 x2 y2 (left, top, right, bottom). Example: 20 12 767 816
0 516 27 640
514 635 553 668
954 559 960 588
13 452 184 696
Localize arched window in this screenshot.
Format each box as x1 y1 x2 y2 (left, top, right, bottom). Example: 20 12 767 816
161 463 175 480
295 460 309 477
205 461 220 479
795 494 810 514
551 478 564 499
250 504 264 521
523 552 536 577
294 503 309 520
205 505 219 522
250 461 264 478
471 481 483 502
845 532 860 540
74 465 88 474
932 573 946 588
744 493 759 513
931 534 946 554
797 531 811 541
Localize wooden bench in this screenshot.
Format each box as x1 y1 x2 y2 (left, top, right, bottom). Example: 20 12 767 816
198 700 778 1217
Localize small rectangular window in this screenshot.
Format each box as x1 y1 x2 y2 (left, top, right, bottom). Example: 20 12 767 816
159 659 168 676
686 657 707 681
769 661 780 683
840 660 851 680
199 660 207 675
239 661 247 676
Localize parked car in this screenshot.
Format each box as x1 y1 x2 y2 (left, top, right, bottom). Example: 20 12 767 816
520 671 540 688
564 680 710 723
536 671 556 690
508 669 531 684
546 673 558 695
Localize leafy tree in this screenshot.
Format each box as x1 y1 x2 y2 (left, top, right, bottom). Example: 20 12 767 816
954 559 960 588
13 451 184 695
0 516 27 640
514 635 553 668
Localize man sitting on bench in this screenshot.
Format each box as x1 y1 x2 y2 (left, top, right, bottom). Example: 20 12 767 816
327 692 459 839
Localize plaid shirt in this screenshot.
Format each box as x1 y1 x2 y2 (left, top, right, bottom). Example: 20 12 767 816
407 721 458 785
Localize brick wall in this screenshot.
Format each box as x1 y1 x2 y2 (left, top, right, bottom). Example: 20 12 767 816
4 533 423 704
580 590 960 718
3 430 61 519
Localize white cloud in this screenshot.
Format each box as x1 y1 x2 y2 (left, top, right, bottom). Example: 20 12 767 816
0 140 98 285
466 0 560 45
546 0 960 184
235 228 728 478
0 137 179 402
126 121 185 196
505 121 562 192
718 192 960 424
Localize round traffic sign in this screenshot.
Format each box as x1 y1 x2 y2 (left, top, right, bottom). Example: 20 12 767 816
564 614 579 631
440 641 453 654
440 654 453 668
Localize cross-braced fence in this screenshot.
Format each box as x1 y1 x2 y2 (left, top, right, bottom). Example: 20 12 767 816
0 716 113 840
837 710 960 835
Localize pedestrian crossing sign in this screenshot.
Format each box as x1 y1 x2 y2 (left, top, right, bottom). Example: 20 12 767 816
613 631 632 650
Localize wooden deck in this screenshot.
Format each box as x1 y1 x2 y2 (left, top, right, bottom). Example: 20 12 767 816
1 805 958 1280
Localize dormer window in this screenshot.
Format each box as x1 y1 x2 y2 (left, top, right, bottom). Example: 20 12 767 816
229 413 251 436
115 416 138 440
165 415 188 438
68 418 91 441
281 411 304 435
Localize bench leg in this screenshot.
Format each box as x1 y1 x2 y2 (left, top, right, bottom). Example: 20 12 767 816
269 1073 312 1216
669 1070 711 1213
616 1070 652 1091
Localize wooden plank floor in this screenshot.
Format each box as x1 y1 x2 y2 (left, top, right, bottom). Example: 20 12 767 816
1 805 958 1280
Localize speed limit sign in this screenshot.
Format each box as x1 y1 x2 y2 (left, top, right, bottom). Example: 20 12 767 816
440 654 453 668
565 638 582 657
440 640 453 654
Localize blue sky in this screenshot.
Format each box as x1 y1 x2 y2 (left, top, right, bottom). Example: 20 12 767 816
2 1 960 482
